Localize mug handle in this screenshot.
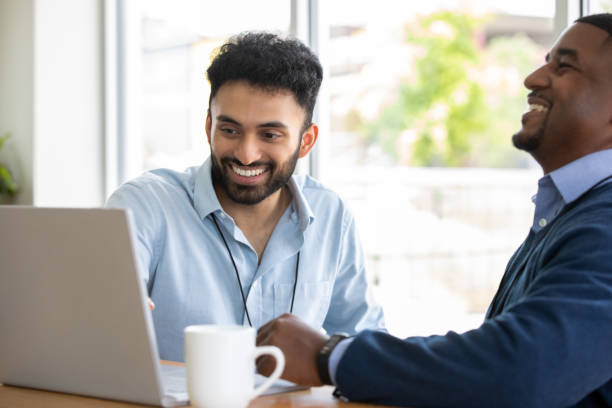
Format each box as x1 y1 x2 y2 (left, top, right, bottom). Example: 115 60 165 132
251 345 285 398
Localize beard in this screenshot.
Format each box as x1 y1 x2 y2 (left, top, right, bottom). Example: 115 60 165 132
211 142 301 205
512 112 549 152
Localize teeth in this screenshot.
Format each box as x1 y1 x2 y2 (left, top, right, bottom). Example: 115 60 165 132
529 104 548 113
232 165 265 177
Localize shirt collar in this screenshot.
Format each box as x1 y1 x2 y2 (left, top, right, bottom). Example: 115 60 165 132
193 157 223 220
193 156 315 231
548 148 612 205
286 177 316 231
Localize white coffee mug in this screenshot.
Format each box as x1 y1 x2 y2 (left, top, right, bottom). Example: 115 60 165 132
184 325 285 408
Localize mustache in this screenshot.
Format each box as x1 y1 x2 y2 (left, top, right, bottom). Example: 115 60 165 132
527 91 551 102
220 157 272 168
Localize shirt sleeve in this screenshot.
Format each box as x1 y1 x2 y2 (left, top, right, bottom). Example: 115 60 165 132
322 211 386 335
334 214 612 407
105 182 161 288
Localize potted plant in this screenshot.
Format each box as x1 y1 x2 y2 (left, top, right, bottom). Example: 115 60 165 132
0 133 19 201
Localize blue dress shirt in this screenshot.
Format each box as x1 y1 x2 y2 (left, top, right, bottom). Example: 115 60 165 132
106 157 385 361
329 148 612 386
532 148 612 232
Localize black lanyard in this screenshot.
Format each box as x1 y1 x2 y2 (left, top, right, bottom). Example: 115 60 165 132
211 213 299 327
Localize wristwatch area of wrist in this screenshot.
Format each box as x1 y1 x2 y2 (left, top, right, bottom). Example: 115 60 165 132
317 333 349 385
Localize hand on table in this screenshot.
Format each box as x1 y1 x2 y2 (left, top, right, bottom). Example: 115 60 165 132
256 313 328 386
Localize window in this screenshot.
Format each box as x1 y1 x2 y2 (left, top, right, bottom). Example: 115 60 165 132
587 0 612 13
114 1 575 337
116 0 291 182
317 0 556 336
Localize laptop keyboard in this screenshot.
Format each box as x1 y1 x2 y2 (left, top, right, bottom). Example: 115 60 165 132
160 364 189 397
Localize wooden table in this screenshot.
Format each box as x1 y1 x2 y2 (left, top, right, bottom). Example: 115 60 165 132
0 383 384 407
0 361 387 407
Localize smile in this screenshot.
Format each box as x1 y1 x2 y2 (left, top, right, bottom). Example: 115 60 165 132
528 104 549 113
231 165 266 177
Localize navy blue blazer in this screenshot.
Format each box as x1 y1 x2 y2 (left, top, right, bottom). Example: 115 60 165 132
335 183 612 407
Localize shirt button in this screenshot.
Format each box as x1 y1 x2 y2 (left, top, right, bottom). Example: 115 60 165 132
538 218 547 227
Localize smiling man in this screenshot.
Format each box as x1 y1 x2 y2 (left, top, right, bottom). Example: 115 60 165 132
257 14 612 407
106 33 385 362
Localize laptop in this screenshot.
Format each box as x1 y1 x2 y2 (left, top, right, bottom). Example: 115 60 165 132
0 207 302 406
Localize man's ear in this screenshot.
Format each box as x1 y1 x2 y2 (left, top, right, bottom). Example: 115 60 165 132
298 123 319 159
205 111 212 145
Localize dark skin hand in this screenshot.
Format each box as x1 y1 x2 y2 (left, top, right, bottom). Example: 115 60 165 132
256 313 329 386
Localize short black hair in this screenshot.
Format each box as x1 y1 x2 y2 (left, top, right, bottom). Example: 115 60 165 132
206 32 323 130
575 13 612 36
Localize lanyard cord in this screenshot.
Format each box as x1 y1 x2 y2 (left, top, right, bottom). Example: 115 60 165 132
211 213 299 327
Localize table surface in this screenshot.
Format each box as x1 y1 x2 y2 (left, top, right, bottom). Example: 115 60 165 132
0 383 387 407
0 361 388 407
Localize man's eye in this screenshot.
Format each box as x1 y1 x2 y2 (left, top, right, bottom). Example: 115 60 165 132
263 132 281 140
221 127 238 135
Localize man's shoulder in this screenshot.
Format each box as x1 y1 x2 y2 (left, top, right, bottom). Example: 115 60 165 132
292 174 343 200
119 166 198 195
570 181 612 215
291 174 352 212
108 166 200 210
547 182 612 242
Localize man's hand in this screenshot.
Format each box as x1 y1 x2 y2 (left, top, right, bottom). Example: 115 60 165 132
256 313 328 386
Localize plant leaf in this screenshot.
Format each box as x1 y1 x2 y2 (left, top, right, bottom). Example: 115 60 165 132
0 165 18 195
0 133 10 151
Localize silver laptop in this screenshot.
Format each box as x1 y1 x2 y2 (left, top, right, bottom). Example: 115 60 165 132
0 207 301 406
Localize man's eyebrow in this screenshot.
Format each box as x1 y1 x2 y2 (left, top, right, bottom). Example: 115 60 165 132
557 48 579 60
216 115 241 126
546 47 579 63
215 115 288 129
257 121 288 129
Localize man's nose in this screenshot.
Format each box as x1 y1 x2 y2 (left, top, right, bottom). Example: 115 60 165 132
523 63 551 91
234 134 261 165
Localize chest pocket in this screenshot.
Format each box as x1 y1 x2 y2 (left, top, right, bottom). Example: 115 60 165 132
274 281 332 327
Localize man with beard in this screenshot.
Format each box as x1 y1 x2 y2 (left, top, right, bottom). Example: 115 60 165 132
256 14 612 407
106 33 385 362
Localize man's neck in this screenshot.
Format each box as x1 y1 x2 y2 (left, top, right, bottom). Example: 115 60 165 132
214 183 293 260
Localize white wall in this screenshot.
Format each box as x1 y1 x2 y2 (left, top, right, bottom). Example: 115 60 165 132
0 0 105 206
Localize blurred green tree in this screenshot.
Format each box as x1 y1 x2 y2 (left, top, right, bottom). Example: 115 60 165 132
362 11 541 168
